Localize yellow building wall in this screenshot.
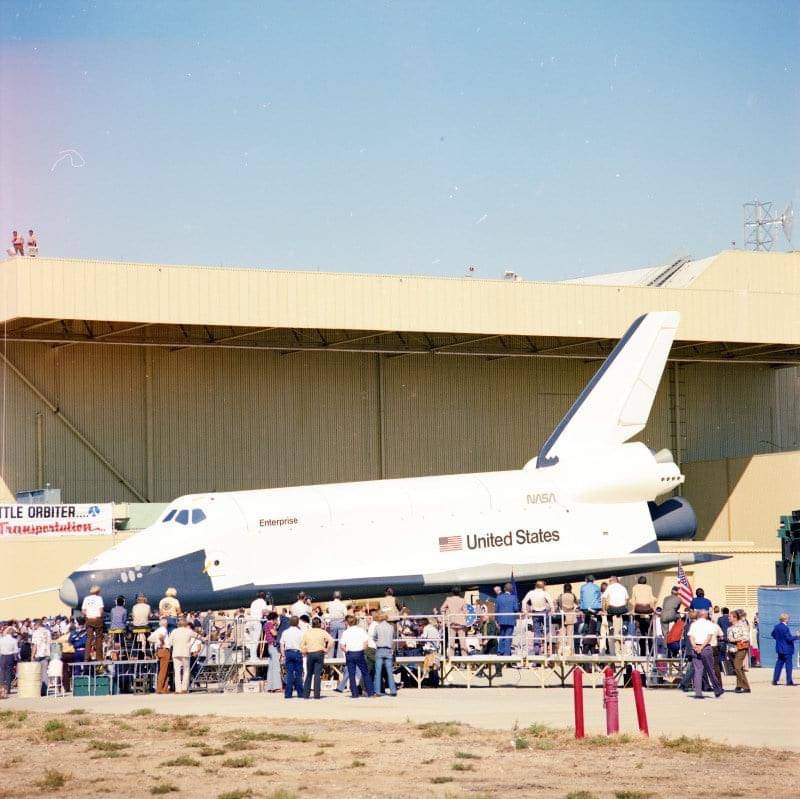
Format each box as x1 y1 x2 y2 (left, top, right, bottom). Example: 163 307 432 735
0 533 133 620
683 450 800 546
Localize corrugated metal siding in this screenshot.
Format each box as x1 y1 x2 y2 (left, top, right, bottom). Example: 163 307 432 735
774 367 800 450
3 253 800 345
681 363 799 461
0 344 797 502
150 348 381 499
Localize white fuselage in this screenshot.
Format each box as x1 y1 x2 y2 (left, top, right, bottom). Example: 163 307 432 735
79 441 680 596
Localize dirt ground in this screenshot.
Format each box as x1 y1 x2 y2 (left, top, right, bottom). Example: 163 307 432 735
0 708 797 799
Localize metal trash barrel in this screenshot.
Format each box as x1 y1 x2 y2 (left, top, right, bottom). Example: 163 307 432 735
16 662 43 698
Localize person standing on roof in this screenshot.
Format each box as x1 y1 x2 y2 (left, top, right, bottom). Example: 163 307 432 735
26 230 37 256
11 231 23 256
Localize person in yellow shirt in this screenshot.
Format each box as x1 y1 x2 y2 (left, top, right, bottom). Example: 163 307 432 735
300 617 333 699
159 588 181 633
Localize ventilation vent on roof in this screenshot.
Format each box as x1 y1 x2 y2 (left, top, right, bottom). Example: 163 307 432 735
646 258 691 288
724 586 760 607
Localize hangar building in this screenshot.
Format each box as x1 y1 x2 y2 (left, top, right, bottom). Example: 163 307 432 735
1 251 799 617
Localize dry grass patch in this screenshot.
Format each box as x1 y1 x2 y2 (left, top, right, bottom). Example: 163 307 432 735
350 759 366 768
150 784 179 795
417 721 461 738
527 723 562 739
454 751 481 759
88 740 130 752
613 792 654 799
660 735 732 754
513 737 529 750
565 793 599 799
221 756 254 768
579 733 634 747
452 762 475 771
67 709 86 715
91 751 129 760
430 776 454 784
162 755 200 767
35 770 71 790
130 708 155 717
42 720 84 742
217 791 254 799
199 747 226 757
224 728 311 744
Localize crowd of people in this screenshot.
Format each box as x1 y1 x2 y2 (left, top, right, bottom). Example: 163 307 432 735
0 578 797 700
7 229 37 257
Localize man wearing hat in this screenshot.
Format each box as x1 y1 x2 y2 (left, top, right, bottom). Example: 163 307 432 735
159 588 181 633
81 586 106 661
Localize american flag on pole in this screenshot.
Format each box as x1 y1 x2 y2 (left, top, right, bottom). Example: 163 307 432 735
439 535 464 552
676 562 694 608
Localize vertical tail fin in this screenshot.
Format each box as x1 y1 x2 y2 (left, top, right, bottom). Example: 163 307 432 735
534 311 679 468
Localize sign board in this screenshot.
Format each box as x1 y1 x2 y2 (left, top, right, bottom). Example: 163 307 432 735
0 504 114 537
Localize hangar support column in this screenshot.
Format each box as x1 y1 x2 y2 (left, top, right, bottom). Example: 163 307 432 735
376 354 386 479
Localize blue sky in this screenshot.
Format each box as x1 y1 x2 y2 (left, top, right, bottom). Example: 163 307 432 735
1 1 798 280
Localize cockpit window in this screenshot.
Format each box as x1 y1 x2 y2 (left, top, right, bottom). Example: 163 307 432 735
162 509 177 522
191 509 206 524
175 510 190 525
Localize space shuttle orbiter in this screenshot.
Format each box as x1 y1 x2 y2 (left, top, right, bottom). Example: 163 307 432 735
60 311 715 612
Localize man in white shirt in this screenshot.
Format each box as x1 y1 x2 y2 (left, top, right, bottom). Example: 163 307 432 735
339 615 374 698
290 592 312 619
0 627 20 698
521 581 552 655
30 619 52 695
249 591 269 619
280 616 305 698
81 585 105 661
327 591 348 656
247 591 269 661
602 576 629 656
149 618 171 693
168 618 202 694
687 610 724 699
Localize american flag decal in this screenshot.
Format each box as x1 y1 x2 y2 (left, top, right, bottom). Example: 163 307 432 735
439 535 463 552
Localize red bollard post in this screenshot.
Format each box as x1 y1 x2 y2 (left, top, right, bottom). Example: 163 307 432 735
631 669 649 736
603 666 619 735
573 667 585 739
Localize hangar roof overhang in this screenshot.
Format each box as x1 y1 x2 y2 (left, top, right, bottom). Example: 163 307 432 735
1 251 799 366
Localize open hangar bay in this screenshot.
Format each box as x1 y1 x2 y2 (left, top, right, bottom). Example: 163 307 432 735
1 250 799 617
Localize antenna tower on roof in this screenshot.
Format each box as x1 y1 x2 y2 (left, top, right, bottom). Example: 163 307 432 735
743 199 793 251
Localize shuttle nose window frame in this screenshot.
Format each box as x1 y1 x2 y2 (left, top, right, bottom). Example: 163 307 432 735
161 507 208 526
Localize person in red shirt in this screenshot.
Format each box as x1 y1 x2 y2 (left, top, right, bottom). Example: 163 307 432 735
12 231 23 256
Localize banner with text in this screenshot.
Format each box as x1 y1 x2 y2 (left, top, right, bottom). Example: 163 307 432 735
0 504 114 537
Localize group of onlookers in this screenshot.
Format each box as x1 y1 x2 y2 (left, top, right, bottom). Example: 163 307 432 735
8 229 37 257
1 578 797 700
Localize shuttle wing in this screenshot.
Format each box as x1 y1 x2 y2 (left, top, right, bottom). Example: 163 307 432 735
420 550 726 589
535 311 679 468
